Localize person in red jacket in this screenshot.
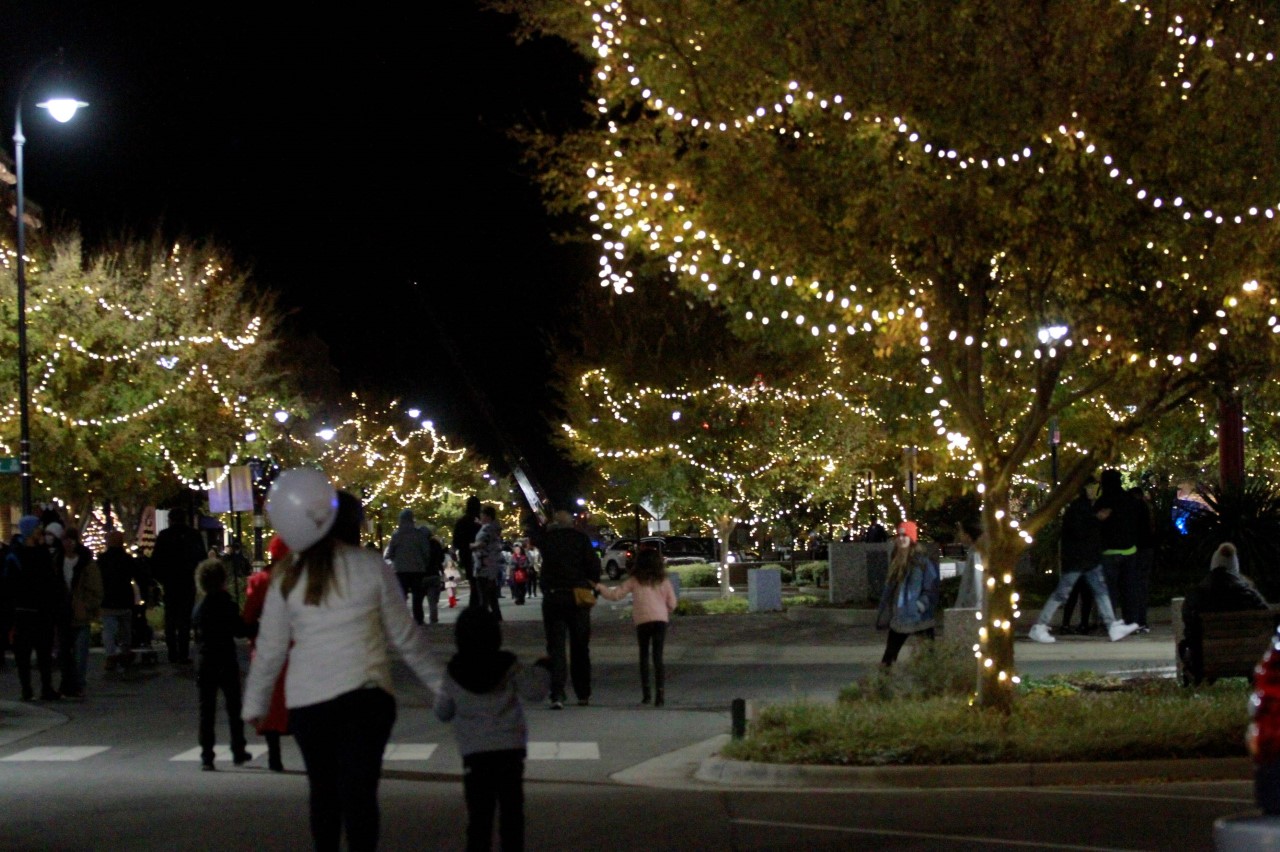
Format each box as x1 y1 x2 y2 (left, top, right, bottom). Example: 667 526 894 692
242 535 290 771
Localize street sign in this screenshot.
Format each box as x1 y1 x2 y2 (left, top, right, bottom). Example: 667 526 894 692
0 457 20 474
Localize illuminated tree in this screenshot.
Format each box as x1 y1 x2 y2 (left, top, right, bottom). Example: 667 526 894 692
0 235 293 530
506 0 1280 710
314 394 519 539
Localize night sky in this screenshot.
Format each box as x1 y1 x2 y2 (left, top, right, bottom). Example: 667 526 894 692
0 3 594 502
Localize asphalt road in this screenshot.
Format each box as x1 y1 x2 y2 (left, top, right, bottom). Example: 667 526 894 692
0 591 1260 851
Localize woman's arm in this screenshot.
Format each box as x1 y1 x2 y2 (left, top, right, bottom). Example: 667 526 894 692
594 577 632 602
376 558 441 701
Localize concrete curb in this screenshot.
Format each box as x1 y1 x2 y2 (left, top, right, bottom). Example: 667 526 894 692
694 753 1252 790
0 701 68 748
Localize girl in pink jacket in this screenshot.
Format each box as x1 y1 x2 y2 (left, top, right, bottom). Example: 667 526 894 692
595 548 678 706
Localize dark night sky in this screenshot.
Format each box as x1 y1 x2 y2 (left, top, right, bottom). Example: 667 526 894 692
0 2 594 502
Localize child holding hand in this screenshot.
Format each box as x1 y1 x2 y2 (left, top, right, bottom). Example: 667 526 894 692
594 548 678 706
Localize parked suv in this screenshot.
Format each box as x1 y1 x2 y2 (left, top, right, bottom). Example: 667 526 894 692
600 538 637 580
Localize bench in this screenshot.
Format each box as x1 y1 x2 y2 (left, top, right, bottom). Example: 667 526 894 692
1172 597 1280 685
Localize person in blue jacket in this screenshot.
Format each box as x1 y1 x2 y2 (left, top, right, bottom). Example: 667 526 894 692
875 521 940 666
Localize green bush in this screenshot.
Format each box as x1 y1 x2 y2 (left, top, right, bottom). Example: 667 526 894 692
782 595 821 608
702 597 749 615
667 563 721 588
839 638 974 703
674 599 706 616
725 678 1248 766
794 561 829 587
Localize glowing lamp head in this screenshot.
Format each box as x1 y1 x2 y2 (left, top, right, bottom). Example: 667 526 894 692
273 410 290 424
316 428 336 442
37 98 88 123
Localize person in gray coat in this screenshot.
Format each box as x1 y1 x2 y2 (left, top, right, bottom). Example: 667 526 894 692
435 608 549 851
386 508 437 624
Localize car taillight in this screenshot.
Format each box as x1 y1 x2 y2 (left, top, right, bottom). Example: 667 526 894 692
1249 631 1280 764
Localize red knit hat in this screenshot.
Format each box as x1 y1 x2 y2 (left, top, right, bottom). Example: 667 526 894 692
897 521 918 543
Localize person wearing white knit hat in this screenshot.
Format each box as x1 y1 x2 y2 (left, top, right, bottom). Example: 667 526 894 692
1179 542 1270 683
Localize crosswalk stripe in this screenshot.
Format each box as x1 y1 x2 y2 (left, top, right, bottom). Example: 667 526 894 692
383 743 437 761
1 741 602 764
2 746 110 762
527 741 600 760
170 745 268 762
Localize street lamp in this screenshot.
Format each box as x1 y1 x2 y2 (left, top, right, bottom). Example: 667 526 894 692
12 55 86 514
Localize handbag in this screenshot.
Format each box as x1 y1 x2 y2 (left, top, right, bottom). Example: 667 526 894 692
573 586 597 608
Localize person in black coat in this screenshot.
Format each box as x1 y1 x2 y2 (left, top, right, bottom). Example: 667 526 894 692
98 531 137 669
1179 542 1269 683
192 559 251 770
150 509 207 664
453 495 482 605
7 516 61 700
538 510 602 708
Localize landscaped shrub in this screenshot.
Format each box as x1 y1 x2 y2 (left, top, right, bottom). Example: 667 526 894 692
667 563 720 588
726 677 1248 766
839 638 974 702
674 599 706 616
782 595 821 609
702 596 749 615
794 561 828 587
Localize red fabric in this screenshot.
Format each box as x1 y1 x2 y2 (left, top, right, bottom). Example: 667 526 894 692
266 534 290 564
243 569 289 734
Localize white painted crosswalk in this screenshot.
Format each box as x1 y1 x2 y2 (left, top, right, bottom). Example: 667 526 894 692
1 742 602 763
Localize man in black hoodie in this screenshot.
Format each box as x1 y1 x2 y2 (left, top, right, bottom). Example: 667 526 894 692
453 496 482 606
1180 542 1270 683
538 510 601 709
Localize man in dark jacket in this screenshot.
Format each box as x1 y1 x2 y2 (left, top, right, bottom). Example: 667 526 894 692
98 531 137 669
7 516 60 700
1180 542 1270 683
1095 468 1141 624
1028 479 1139 644
538 510 602 709
453 496 482 605
386 508 439 624
150 509 207 664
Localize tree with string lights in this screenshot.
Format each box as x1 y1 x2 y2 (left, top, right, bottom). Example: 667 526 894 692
0 235 292 531
505 0 1280 711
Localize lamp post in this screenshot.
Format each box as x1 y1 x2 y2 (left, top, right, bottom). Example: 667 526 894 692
12 55 86 514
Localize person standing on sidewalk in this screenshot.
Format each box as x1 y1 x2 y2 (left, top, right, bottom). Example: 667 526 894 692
1095 468 1141 625
56 527 101 700
470 505 505 621
594 547 678 706
875 522 940 665
453 495 482 606
1029 478 1140 644
538 509 601 708
243 536 291 772
7 516 60 700
151 508 207 664
97 531 137 671
386 508 436 625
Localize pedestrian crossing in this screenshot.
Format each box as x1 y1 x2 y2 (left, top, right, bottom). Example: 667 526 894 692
1 742 601 763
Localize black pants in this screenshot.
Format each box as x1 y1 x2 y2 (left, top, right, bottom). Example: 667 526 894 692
475 577 503 621
637 621 667 696
881 627 934 665
291 687 397 852
542 591 592 702
1133 547 1154 627
423 575 442 623
1103 552 1138 625
397 573 426 624
463 749 525 852
164 587 194 663
12 609 55 697
197 655 247 763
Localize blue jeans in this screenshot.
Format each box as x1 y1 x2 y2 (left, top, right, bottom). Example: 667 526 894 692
1037 565 1117 628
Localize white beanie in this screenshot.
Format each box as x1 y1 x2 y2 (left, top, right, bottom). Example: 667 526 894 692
44 522 64 540
1210 543 1240 575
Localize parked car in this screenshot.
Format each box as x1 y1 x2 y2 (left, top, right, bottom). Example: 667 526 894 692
599 538 637 580
1214 628 1280 849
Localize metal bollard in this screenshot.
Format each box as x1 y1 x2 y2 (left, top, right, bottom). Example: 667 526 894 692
731 697 746 739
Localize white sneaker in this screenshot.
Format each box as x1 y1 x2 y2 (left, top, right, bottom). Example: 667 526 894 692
1108 621 1140 642
1028 623 1055 643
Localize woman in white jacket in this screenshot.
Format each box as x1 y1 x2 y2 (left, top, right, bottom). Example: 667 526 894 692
244 475 440 852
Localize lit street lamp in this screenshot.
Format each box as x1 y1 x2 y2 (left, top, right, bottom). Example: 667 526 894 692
11 54 86 514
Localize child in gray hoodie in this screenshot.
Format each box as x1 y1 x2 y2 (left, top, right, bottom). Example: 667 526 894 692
435 607 549 851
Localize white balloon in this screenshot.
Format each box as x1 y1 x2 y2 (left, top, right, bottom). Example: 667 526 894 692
266 467 338 551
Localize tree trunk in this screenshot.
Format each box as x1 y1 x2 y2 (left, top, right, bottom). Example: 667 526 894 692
715 514 735 599
1219 392 1245 491
976 494 1020 714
